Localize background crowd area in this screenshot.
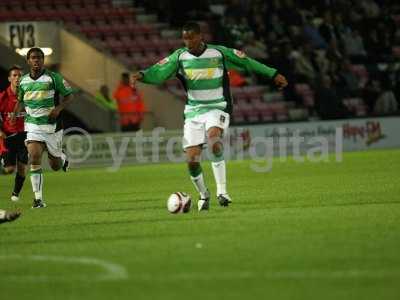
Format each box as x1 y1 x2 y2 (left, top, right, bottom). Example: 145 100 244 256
0 0 399 129
137 0 400 121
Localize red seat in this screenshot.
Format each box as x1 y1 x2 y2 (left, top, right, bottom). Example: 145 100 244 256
167 38 183 49
42 10 61 20
152 38 170 50
355 104 367 116
75 9 94 22
61 13 78 22
231 87 246 100
118 7 136 17
392 46 400 58
275 113 289 121
242 85 266 98
97 25 117 37
36 0 53 6
120 35 133 45
272 102 289 121
260 108 274 122
136 38 156 50
294 83 314 107
237 101 259 123
232 107 246 123
252 98 269 110
82 0 97 5
349 64 369 87
391 14 400 26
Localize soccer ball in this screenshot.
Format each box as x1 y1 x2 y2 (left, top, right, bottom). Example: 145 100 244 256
167 192 191 213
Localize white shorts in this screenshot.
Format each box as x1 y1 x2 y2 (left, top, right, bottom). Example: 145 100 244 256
26 130 64 158
183 110 230 149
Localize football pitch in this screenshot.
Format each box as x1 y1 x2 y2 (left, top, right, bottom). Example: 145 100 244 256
1 149 400 300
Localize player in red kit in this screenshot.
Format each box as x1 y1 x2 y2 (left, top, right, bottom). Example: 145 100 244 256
0 65 28 202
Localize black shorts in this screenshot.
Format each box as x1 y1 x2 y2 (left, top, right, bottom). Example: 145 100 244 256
1 132 28 167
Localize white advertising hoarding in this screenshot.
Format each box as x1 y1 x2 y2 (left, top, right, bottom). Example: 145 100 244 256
230 117 400 156
63 117 400 168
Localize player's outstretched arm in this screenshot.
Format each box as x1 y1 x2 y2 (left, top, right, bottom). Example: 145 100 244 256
217 46 288 90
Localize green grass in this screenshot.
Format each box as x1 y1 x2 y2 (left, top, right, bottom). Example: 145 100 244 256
1 149 400 300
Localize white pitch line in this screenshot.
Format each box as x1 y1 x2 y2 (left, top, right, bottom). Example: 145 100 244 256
2 255 399 282
261 269 400 280
131 269 400 281
0 255 128 282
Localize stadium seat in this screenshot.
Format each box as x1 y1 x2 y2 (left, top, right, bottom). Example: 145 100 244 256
120 34 133 45
232 107 246 123
343 97 366 116
392 46 400 58
391 14 400 25
303 94 315 107
231 87 247 100
106 37 124 51
134 38 155 51
36 0 53 6
115 54 133 67
263 91 284 102
237 101 259 123
168 38 183 50
294 83 315 107
259 108 274 122
151 38 171 52
250 98 273 122
82 0 97 5
242 85 266 99
275 113 289 121
355 104 367 117
97 25 117 37
349 64 369 87
75 9 94 22
289 108 308 121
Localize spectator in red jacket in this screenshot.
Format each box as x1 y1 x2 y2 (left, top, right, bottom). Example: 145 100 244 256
113 73 146 132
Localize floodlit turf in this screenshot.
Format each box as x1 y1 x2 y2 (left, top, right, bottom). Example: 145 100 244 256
1 149 400 300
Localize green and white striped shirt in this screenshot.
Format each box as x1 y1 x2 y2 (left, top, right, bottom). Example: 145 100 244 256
18 69 73 133
140 44 278 119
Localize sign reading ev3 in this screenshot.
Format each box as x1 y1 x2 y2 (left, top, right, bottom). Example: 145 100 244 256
8 23 36 49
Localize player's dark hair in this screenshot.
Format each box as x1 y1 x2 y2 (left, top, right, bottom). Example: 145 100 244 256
26 47 44 60
182 22 201 33
8 65 22 76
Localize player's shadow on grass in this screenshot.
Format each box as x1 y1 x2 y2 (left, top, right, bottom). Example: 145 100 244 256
53 197 162 207
7 213 232 235
91 205 162 213
112 198 164 204
233 199 400 210
7 233 188 245
7 216 231 245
